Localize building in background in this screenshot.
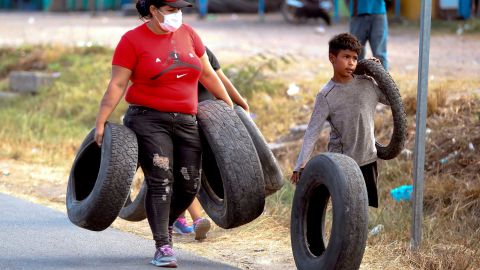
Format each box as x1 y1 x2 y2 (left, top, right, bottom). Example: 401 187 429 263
0 0 133 11
0 0 475 20
400 0 473 20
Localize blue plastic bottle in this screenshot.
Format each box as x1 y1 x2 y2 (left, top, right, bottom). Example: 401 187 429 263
390 185 413 202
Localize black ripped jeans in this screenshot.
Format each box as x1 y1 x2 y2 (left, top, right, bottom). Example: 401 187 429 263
123 106 202 248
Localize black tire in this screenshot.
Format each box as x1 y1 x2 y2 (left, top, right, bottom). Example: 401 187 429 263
118 166 147 222
291 153 368 270
66 123 138 231
354 59 407 160
197 100 265 229
234 106 284 196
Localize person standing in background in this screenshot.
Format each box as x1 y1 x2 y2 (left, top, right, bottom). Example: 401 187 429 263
468 0 480 17
349 0 389 70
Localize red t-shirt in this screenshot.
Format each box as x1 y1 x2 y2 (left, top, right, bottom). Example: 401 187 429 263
112 23 206 114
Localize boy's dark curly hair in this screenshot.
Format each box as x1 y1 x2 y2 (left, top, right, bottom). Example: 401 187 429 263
328 33 362 56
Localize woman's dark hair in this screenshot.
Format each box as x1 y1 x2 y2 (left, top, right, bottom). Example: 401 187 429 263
328 33 362 56
136 0 165 18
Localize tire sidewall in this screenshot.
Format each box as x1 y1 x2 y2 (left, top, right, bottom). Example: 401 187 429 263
118 176 147 222
66 125 112 227
197 100 265 229
66 123 138 231
354 59 407 160
291 154 347 269
291 153 368 270
234 106 284 196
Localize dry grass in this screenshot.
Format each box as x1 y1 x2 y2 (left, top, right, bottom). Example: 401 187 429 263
403 87 448 117
0 46 479 269
367 94 480 270
265 67 480 269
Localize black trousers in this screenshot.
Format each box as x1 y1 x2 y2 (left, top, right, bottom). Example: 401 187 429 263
124 106 202 248
360 161 379 208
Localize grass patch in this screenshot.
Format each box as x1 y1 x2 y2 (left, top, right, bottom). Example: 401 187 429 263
1 45 479 269
0 45 127 165
223 52 291 100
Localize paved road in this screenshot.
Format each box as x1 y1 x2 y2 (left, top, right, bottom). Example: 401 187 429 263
0 193 240 270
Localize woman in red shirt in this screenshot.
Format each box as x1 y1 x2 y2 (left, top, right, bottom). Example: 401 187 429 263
93 0 233 267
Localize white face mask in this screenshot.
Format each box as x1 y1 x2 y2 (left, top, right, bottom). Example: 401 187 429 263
156 10 182 32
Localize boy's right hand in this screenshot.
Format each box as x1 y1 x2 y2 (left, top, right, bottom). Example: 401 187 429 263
290 170 302 185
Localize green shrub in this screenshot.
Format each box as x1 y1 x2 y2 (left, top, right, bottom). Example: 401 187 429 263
223 53 292 99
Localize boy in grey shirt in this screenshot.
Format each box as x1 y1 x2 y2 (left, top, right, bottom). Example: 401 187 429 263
290 33 389 207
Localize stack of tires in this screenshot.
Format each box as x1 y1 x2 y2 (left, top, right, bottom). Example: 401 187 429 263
66 100 284 231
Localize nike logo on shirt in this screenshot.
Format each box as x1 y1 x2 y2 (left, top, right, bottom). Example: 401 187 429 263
155 58 161 63
177 74 188 79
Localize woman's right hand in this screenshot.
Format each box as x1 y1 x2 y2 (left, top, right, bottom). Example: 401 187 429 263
94 123 105 147
93 65 132 147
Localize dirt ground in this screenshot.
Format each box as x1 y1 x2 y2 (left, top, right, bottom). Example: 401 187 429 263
0 158 412 270
0 159 295 270
1 12 479 79
1 11 479 270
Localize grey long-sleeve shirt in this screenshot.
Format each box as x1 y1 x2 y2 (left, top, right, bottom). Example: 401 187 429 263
294 74 389 171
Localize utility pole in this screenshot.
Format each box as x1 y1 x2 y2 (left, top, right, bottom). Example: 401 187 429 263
411 0 432 251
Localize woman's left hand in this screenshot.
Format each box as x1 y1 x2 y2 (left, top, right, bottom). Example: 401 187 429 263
199 53 234 109
224 98 234 109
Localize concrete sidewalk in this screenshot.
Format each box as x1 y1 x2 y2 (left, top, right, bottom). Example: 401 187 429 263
0 193 239 270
